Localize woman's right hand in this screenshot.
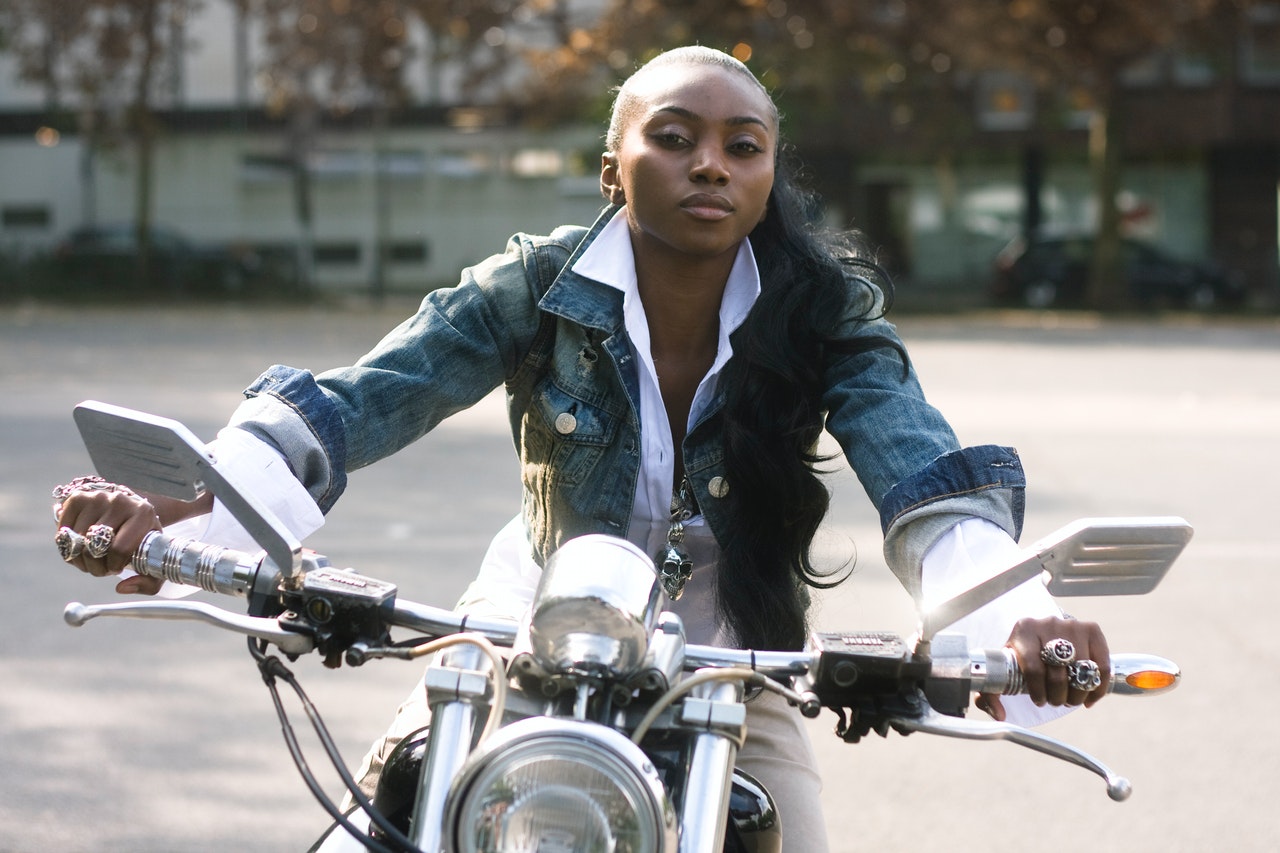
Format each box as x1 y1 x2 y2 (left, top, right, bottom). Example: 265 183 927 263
53 477 165 595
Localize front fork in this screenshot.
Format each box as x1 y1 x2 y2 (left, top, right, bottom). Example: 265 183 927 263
410 643 492 851
678 678 749 853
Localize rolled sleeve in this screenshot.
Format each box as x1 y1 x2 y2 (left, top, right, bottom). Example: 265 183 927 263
233 366 347 512
880 445 1026 600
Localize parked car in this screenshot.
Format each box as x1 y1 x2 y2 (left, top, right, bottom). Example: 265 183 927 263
52 224 262 296
991 234 1244 310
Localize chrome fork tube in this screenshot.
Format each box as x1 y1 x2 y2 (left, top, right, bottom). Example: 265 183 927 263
678 680 745 853
409 644 487 851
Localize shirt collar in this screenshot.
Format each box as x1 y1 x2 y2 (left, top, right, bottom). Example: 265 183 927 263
571 207 762 338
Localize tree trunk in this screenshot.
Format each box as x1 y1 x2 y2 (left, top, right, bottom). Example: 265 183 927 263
371 98 390 302
132 0 160 294
1086 83 1126 310
1021 143 1044 239
289 95 318 295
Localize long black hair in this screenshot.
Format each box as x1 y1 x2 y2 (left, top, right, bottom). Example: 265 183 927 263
714 147 909 651
610 47 909 650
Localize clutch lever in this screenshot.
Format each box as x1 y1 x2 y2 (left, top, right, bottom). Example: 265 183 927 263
887 688 1132 801
64 600 316 656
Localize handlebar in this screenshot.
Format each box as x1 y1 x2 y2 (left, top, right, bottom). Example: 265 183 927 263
83 531 1179 703
131 530 283 598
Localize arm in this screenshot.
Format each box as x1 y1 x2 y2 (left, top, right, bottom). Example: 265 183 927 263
54 232 557 594
922 519 1109 721
820 310 1108 717
230 237 548 512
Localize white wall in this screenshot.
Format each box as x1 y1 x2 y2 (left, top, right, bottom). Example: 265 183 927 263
1 120 608 291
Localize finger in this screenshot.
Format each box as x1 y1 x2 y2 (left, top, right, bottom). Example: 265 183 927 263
1007 618 1050 705
975 693 1006 722
116 574 164 596
94 498 161 575
1010 615 1083 706
56 489 160 577
64 497 121 578
1084 623 1112 709
1056 621 1109 707
1043 657 1071 706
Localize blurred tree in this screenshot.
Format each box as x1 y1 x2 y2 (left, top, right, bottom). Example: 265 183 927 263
507 0 1255 309
244 0 549 294
502 1 988 275
249 0 409 294
902 1 1252 308
0 0 201 290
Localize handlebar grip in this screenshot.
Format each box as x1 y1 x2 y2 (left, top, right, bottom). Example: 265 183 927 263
132 530 276 598
971 648 1181 696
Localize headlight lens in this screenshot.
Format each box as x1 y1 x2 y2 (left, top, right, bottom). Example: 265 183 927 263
447 719 674 853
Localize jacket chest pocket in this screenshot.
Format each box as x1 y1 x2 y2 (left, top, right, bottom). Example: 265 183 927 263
522 380 618 486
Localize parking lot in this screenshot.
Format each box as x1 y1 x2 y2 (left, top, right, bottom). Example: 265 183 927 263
2 300 1278 851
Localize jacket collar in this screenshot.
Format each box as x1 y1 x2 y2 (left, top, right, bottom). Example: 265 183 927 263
538 204 627 333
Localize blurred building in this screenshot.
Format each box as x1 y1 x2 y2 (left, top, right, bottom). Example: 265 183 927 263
0 2 609 294
832 4 1280 307
0 2 1277 303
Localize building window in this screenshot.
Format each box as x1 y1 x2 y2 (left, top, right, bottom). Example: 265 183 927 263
1243 4 1280 85
314 243 361 264
1171 50 1216 86
387 241 428 264
2 205 51 229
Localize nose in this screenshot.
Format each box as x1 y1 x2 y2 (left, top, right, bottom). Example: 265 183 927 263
689 142 729 185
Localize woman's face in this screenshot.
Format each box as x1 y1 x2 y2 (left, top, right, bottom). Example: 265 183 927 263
602 63 777 265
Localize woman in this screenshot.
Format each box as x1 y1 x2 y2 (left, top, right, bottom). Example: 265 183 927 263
54 46 1109 851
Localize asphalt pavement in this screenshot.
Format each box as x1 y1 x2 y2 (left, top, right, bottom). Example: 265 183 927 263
2 300 1277 852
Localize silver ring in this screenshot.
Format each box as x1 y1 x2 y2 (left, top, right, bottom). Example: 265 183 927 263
52 475 111 502
85 523 115 559
55 526 86 562
1069 659 1103 693
1041 637 1076 667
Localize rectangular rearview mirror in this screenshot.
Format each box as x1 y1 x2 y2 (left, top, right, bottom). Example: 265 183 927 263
73 402 211 501
73 400 303 579
921 516 1192 641
1035 517 1192 597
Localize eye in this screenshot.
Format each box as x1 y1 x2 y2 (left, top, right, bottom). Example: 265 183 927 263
729 138 766 156
650 130 691 148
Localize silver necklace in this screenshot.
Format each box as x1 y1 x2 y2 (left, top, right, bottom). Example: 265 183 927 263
656 473 695 599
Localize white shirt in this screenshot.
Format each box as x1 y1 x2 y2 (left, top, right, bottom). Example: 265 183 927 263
456 208 760 645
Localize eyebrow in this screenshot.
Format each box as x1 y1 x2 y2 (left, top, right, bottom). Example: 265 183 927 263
650 105 772 130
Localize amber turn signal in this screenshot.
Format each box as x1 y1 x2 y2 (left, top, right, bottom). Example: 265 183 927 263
1125 670 1179 692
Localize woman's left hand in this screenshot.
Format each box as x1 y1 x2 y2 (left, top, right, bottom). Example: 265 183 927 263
976 615 1110 721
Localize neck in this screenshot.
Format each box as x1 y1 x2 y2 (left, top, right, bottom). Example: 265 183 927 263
633 244 737 361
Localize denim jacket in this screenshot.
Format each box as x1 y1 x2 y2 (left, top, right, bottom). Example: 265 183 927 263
231 206 1025 600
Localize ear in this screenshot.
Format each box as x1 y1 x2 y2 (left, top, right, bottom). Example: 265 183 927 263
600 153 625 205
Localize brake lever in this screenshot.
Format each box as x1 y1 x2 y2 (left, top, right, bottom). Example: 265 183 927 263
887 689 1132 801
64 600 316 655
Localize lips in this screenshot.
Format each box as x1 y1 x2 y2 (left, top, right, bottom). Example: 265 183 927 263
680 193 735 220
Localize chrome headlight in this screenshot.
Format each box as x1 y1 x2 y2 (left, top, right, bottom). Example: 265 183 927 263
527 535 663 679
444 718 676 853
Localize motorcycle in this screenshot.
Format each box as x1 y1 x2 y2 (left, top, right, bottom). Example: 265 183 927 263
60 400 1190 853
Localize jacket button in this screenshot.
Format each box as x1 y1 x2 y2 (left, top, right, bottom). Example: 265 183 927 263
554 412 577 434
708 476 729 498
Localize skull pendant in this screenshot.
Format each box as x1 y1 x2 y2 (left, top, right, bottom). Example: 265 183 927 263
658 545 694 600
